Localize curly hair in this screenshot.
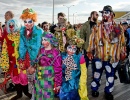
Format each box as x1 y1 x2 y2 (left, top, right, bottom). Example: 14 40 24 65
20 8 37 22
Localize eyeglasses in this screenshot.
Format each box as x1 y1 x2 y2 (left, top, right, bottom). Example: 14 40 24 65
58 17 64 20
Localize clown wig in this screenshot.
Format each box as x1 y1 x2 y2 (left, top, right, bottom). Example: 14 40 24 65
20 8 37 22
7 19 19 33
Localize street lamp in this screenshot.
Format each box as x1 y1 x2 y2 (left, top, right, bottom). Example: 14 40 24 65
63 5 74 22
73 12 77 25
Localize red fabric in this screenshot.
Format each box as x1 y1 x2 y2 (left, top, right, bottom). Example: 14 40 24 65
25 29 33 38
2 28 18 76
0 28 6 46
24 52 31 69
19 52 31 69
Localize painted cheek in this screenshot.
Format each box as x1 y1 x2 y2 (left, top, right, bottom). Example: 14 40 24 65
43 41 49 47
67 51 74 55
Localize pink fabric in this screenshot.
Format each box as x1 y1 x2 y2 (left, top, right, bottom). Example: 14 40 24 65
62 31 66 47
80 55 86 64
11 70 28 85
39 48 62 86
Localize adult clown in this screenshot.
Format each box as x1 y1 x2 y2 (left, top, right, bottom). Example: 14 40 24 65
87 5 126 100
0 19 20 93
11 8 43 100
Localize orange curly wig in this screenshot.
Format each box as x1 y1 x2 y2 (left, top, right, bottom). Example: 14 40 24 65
20 8 37 22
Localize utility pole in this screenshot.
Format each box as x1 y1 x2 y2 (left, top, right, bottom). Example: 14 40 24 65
52 0 54 25
63 5 74 22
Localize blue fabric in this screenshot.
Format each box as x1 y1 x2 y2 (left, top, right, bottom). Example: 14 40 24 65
91 59 115 93
127 28 130 48
60 53 82 99
18 25 43 66
59 88 80 100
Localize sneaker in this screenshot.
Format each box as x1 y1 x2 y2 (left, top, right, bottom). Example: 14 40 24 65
105 93 114 100
92 91 99 97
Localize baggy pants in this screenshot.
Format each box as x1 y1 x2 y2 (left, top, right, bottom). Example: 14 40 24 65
91 59 118 93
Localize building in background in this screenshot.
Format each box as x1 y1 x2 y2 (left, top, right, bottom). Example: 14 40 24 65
114 11 130 24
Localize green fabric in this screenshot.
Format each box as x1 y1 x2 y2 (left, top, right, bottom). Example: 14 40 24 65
34 65 54 100
80 20 91 51
76 30 80 38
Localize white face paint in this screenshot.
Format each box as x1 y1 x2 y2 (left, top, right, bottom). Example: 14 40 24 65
24 19 34 29
102 10 111 22
67 45 77 55
102 11 110 16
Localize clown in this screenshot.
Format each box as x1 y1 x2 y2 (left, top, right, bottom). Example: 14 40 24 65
0 19 19 77
28 33 62 100
87 5 126 100
10 8 43 100
59 36 89 100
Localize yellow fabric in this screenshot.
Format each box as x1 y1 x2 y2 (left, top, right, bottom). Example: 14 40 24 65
78 63 89 100
66 28 76 39
0 32 26 74
0 39 9 72
7 33 26 74
87 23 126 63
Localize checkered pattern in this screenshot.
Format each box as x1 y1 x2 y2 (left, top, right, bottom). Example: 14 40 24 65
34 66 54 100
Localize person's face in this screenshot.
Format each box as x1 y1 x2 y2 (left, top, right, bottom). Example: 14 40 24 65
92 12 99 21
9 22 15 32
58 16 65 24
24 19 34 29
102 10 111 22
5 13 12 21
67 45 77 56
122 24 128 31
43 24 49 31
42 37 50 48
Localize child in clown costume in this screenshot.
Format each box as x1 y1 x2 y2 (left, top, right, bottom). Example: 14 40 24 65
59 35 89 100
10 8 43 100
28 33 62 100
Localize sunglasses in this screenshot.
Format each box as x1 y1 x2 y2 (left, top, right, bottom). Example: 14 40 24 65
96 14 99 16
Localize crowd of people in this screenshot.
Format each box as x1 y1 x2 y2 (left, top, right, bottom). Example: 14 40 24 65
0 5 130 100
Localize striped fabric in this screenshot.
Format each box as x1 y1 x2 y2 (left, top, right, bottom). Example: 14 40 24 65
87 22 126 63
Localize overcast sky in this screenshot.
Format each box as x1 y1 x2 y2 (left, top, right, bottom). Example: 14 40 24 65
0 0 130 25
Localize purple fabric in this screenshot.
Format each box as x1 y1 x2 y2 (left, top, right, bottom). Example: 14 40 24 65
38 48 62 86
